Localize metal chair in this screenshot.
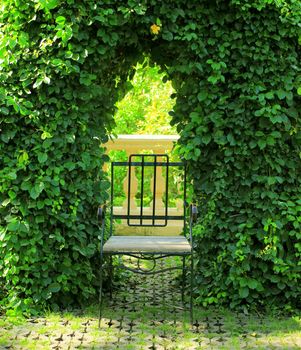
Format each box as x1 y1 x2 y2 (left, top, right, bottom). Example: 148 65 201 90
98 154 197 327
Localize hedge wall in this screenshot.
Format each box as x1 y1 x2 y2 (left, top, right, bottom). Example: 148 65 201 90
0 0 301 313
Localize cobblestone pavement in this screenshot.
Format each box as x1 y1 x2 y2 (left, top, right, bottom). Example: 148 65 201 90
0 257 301 349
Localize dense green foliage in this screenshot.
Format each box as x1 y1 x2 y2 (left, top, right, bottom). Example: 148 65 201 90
1 0 301 313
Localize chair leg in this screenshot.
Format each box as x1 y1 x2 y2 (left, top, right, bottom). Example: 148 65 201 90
109 255 113 300
190 254 194 325
181 256 186 303
98 258 104 328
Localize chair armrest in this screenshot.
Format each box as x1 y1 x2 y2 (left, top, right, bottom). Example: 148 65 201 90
190 204 198 224
98 205 107 256
188 204 197 247
97 205 106 224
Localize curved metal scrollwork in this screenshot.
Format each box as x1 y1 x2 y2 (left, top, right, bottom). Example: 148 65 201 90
117 254 183 275
137 256 156 273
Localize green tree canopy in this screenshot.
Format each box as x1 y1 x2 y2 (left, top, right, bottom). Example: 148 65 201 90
114 58 176 135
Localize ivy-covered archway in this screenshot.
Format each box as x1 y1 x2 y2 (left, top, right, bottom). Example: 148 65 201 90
1 0 301 312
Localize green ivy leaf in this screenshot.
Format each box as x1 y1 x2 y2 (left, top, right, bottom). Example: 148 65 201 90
269 115 284 124
43 76 51 85
64 162 76 170
38 0 59 11
227 133 235 145
33 78 44 89
197 91 208 102
61 26 73 43
248 279 258 290
276 90 286 100
0 107 9 115
258 140 266 150
267 177 276 185
1 199 11 207
239 287 249 299
202 134 211 145
266 136 275 146
18 32 29 47
30 182 45 200
8 190 16 199
277 282 286 290
55 16 66 26
207 75 218 84
194 148 201 157
7 220 20 232
38 153 48 163
41 131 52 140
7 172 17 180
265 91 274 99
48 282 61 293
162 32 173 41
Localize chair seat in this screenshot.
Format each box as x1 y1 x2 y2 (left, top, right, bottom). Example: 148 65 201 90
103 235 191 254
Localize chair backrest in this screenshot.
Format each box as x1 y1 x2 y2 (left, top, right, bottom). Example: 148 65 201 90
110 154 187 236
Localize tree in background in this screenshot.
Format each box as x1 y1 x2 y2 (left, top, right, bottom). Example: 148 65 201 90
113 58 177 135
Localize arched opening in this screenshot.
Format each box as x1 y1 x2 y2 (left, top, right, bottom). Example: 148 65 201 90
106 56 185 236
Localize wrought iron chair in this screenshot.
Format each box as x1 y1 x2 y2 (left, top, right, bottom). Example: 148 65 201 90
98 154 197 326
